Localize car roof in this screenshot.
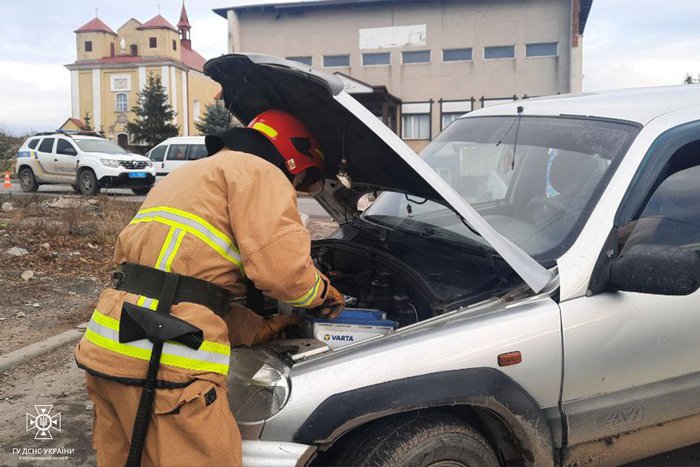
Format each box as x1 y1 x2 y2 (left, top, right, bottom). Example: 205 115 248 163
156 136 205 145
470 85 700 125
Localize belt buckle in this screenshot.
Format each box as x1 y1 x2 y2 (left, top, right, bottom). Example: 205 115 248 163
111 270 125 289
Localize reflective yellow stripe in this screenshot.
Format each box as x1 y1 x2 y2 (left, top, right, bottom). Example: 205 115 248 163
285 273 322 307
86 309 230 375
252 122 278 139
136 296 158 310
165 229 186 272
155 227 177 270
130 206 244 275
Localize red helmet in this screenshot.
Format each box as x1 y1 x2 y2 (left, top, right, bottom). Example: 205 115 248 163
248 110 324 175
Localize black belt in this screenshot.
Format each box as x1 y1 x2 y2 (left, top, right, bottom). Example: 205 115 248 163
111 263 231 317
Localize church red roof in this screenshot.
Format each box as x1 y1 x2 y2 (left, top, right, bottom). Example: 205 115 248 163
137 15 178 32
74 17 117 36
177 4 192 29
180 47 206 72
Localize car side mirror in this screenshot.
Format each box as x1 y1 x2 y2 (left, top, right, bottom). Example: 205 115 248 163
610 244 700 295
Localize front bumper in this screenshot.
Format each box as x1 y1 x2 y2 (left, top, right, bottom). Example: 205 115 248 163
242 440 315 467
100 172 156 188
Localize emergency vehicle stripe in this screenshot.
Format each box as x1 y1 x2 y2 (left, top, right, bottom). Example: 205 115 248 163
284 273 322 307
130 207 243 275
85 310 230 375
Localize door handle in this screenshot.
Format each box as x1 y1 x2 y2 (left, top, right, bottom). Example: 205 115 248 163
54 159 58 161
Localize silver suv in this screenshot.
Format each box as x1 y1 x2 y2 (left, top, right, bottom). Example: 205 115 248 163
16 131 155 195
206 55 700 466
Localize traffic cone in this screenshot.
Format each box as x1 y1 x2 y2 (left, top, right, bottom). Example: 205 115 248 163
3 172 11 189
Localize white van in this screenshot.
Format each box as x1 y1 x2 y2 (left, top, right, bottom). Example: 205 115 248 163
147 136 208 178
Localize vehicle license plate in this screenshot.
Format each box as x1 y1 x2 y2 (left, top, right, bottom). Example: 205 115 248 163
129 172 147 178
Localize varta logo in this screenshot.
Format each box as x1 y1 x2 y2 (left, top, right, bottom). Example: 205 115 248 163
323 334 354 342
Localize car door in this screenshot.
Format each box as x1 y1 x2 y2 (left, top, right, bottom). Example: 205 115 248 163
149 145 167 177
162 143 189 175
560 124 700 455
35 137 57 180
54 138 79 181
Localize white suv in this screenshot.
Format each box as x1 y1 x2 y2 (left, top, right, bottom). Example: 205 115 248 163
15 132 155 195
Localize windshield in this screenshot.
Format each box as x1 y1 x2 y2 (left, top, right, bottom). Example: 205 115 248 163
362 116 639 264
75 139 128 155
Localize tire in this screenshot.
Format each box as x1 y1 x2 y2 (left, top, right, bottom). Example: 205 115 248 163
131 187 151 196
77 169 100 195
18 167 39 192
332 412 499 467
70 184 79 193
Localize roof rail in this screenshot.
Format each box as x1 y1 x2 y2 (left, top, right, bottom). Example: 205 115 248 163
33 129 104 138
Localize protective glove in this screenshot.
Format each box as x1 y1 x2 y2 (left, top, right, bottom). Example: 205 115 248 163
318 284 345 319
253 314 302 345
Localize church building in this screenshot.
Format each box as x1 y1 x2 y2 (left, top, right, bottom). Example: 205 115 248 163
65 4 220 148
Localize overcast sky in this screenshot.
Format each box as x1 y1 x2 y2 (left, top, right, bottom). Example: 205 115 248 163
1 0 700 135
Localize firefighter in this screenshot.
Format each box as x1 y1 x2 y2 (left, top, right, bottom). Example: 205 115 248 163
75 109 345 467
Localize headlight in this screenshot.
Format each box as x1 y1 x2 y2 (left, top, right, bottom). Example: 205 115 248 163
227 347 291 423
100 159 121 168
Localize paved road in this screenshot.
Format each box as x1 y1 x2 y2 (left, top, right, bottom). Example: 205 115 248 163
1 184 330 218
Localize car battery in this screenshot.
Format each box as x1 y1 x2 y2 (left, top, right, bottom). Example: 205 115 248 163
301 308 397 349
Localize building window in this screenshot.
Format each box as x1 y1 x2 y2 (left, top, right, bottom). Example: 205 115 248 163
323 55 350 67
443 48 472 62
363 52 390 66
172 39 177 51
402 50 431 64
116 93 128 113
149 37 157 48
440 100 473 130
110 43 115 57
287 56 312 66
401 102 431 140
484 45 515 59
193 100 201 121
526 42 558 57
85 41 92 52
130 44 138 56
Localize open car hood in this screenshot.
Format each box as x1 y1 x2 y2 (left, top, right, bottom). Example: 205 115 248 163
204 54 554 293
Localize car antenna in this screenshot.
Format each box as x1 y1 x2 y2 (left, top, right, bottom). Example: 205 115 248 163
511 105 524 170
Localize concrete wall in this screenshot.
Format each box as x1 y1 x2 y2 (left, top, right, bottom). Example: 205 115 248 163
227 0 577 147
187 71 221 135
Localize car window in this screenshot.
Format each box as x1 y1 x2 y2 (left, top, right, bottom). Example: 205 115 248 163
27 138 40 150
38 138 55 153
188 144 207 160
149 145 167 162
619 139 700 254
167 144 188 161
74 139 127 154
56 139 77 156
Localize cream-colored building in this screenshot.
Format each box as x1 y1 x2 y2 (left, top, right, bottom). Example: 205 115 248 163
215 0 592 152
65 5 220 148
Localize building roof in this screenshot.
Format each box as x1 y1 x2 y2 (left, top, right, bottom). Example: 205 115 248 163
137 14 178 32
214 0 594 34
178 3 192 29
180 47 207 71
60 118 89 130
74 17 117 36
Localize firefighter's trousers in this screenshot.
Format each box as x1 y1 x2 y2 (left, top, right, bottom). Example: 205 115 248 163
85 373 242 467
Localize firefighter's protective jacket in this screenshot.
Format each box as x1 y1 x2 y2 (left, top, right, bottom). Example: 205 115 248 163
75 149 330 386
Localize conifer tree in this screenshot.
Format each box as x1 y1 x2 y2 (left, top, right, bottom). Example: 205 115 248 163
195 100 238 135
126 73 179 148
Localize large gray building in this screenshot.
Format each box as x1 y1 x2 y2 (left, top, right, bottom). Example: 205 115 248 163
215 0 592 151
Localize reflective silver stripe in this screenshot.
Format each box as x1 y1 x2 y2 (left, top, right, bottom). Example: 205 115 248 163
86 319 230 367
156 227 184 271
131 208 243 271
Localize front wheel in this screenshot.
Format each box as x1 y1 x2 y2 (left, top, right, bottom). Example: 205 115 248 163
19 167 39 192
332 412 500 467
77 169 100 195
